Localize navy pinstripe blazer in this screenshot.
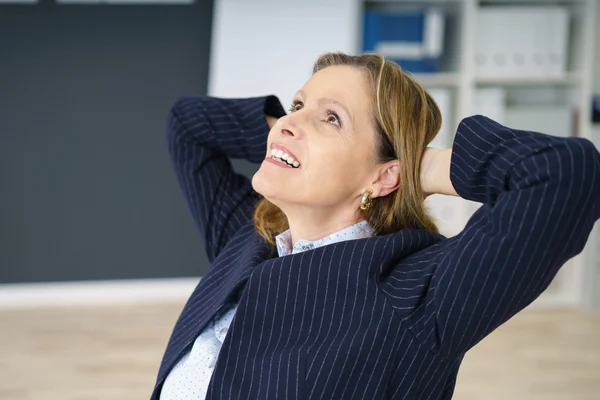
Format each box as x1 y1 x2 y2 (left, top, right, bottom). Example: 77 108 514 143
152 95 600 400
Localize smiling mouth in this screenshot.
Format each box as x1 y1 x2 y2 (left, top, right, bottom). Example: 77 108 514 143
269 149 301 168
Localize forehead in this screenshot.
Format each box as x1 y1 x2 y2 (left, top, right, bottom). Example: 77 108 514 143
301 65 372 112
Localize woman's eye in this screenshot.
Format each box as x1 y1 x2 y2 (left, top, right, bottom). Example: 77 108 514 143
288 102 341 127
288 101 302 112
325 112 340 126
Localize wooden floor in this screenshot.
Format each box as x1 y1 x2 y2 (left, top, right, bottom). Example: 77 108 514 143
0 303 598 400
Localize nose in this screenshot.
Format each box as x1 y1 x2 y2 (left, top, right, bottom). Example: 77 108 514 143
281 128 294 137
277 112 305 139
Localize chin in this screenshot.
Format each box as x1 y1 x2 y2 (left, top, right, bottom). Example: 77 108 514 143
251 172 288 208
251 168 274 197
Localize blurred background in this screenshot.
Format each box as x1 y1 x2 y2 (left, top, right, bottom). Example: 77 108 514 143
1 0 599 399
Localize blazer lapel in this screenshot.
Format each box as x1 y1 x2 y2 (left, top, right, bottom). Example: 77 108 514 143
154 224 274 389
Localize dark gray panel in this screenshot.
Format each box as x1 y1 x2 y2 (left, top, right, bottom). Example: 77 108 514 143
0 1 216 282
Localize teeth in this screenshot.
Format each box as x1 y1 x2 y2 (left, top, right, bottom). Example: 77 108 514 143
270 148 301 168
271 155 300 168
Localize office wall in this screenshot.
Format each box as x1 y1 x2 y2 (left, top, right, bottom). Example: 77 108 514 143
208 0 362 105
0 1 214 283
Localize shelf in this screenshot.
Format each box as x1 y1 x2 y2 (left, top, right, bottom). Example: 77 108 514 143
367 0 584 5
408 72 461 87
475 74 581 87
366 0 461 4
479 0 584 4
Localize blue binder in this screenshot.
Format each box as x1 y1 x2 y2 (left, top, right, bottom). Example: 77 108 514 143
363 9 444 73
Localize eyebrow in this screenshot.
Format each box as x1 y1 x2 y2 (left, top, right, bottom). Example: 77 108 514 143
296 90 353 126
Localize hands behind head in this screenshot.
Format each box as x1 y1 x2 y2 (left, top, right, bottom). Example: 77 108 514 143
420 148 459 198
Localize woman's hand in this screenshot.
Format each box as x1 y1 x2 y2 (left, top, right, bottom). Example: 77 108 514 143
420 147 459 197
420 147 442 197
266 115 279 130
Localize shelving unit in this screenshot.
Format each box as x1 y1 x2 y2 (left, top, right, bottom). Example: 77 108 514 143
474 74 581 86
362 0 597 309
409 72 461 86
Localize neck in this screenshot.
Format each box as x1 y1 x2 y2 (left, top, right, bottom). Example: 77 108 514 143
280 204 366 247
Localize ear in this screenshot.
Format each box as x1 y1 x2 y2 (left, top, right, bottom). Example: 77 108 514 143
371 160 401 198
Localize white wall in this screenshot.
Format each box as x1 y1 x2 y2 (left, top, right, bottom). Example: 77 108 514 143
208 0 361 106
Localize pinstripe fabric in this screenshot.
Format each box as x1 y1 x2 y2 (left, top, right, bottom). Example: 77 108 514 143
152 95 600 400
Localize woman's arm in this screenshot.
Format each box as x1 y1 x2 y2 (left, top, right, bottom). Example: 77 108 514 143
167 95 286 262
420 148 458 197
382 115 600 359
266 114 279 130
434 116 600 356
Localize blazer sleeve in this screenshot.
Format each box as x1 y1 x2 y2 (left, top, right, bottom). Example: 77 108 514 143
167 94 286 262
431 115 600 357
381 115 600 361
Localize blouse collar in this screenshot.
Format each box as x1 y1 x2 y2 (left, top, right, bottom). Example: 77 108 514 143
275 220 374 257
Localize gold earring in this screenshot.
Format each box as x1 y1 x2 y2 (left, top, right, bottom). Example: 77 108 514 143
360 189 373 210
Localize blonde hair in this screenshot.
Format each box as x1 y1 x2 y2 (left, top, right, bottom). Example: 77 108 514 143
254 52 441 246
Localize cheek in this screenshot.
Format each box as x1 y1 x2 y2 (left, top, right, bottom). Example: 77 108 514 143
309 150 360 189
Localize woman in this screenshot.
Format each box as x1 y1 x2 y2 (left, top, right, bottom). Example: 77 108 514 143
152 52 600 400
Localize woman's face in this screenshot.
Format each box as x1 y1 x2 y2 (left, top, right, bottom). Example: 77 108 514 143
252 65 382 213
